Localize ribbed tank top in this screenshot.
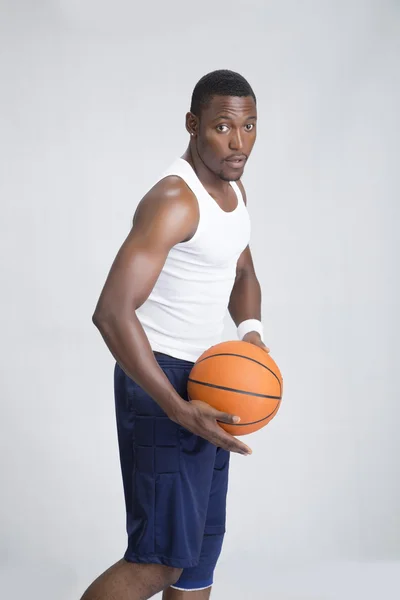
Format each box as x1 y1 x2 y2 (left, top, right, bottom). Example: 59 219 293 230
136 157 251 362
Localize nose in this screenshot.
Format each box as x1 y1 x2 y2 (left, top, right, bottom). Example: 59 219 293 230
229 128 243 151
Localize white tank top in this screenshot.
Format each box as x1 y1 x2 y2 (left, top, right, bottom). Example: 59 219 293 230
136 157 251 362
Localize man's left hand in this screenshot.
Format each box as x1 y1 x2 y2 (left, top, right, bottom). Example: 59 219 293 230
242 331 270 353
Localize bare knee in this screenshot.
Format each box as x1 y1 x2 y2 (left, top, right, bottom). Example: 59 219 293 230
164 566 183 587
80 559 183 600
125 561 182 590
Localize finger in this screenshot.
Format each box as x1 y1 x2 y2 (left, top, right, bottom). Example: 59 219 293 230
190 401 238 423
213 427 252 455
190 403 251 455
215 412 241 425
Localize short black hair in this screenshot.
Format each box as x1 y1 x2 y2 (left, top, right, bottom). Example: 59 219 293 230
190 69 256 116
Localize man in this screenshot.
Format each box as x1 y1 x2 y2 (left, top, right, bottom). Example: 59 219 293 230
81 69 269 600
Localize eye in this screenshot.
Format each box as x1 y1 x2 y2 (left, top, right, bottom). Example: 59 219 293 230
216 124 229 133
245 123 255 131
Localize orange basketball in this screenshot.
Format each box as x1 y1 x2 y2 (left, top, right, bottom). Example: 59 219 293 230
187 340 283 436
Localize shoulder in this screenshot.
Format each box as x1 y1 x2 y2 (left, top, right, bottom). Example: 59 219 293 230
134 175 198 223
131 175 199 244
236 179 247 205
150 175 195 202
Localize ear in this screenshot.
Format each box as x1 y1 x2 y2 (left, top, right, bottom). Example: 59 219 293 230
185 111 198 137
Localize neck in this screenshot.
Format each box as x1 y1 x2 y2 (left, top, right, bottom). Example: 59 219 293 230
181 143 232 193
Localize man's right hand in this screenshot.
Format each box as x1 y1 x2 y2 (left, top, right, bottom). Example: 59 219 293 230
170 399 252 456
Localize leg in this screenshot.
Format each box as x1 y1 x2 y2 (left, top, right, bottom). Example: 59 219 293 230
109 356 216 600
80 558 182 600
165 448 230 597
162 585 212 600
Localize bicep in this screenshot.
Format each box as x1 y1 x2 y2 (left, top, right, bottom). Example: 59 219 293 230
235 181 255 277
94 182 195 316
98 234 167 314
235 245 256 279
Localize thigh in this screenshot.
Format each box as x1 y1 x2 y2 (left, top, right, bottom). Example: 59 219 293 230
171 446 230 591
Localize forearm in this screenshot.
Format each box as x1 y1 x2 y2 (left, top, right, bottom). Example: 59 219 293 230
228 271 262 327
92 310 186 420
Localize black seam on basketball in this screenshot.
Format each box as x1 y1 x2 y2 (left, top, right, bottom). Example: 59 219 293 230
187 393 281 426
188 377 282 400
216 400 281 426
194 352 282 394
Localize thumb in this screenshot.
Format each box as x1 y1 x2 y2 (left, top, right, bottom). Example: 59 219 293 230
215 411 241 425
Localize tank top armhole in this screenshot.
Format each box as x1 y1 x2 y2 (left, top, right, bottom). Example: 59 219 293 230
164 175 202 247
152 165 203 247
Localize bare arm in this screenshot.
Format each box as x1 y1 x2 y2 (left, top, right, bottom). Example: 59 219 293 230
228 244 262 325
93 176 252 455
93 176 197 419
228 180 262 326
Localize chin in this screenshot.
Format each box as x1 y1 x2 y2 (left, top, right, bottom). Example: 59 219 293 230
231 173 243 182
220 170 244 182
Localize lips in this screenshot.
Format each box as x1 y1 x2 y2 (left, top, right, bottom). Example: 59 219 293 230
225 156 246 168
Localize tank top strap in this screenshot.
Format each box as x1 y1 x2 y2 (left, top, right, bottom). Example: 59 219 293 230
159 157 208 205
159 157 246 211
229 180 246 207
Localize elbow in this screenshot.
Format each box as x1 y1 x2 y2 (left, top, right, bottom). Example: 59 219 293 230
92 304 115 329
92 295 117 328
92 310 106 329
92 305 134 331
92 311 117 338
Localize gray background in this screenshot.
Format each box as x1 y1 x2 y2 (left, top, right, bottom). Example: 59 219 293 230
1 1 399 598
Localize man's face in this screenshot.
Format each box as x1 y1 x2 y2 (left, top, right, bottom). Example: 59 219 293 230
195 95 257 182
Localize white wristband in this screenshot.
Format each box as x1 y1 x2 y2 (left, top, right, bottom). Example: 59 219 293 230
237 319 264 341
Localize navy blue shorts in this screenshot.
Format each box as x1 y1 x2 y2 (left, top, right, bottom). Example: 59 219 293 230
114 351 230 591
